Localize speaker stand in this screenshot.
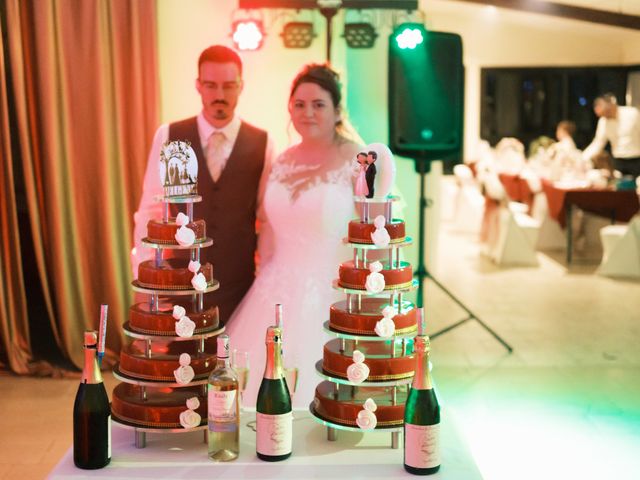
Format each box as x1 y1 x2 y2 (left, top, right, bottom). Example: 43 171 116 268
414 157 512 353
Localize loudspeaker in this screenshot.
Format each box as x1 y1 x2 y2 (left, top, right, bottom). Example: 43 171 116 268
389 26 464 163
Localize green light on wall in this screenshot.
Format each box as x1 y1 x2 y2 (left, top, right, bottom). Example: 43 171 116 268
394 25 424 49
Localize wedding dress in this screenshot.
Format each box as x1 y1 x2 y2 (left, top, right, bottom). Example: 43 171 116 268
225 152 354 408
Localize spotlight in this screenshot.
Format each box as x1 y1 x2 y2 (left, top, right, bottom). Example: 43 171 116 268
231 20 265 51
343 23 378 49
280 22 315 49
394 24 425 50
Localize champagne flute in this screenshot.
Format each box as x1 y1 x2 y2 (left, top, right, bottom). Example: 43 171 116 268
231 349 249 411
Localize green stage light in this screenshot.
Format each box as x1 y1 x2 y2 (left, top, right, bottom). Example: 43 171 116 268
394 24 424 50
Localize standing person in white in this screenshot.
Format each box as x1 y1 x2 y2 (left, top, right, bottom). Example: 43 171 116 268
583 93 640 180
226 64 362 409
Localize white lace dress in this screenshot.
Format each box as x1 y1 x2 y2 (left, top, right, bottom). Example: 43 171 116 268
225 152 354 408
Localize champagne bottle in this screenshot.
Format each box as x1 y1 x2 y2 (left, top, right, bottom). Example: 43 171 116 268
256 325 292 461
404 309 440 475
73 330 111 469
208 334 240 462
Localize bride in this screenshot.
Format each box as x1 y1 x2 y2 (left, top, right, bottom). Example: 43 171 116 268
225 64 362 408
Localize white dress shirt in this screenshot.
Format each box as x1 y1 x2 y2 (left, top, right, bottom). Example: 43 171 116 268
583 106 640 161
131 112 275 276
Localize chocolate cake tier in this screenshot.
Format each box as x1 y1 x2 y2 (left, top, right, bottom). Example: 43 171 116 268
348 219 406 244
322 339 415 381
329 298 416 335
146 218 206 245
137 258 213 290
112 383 206 428
129 301 219 335
338 260 413 290
118 340 216 381
313 381 407 428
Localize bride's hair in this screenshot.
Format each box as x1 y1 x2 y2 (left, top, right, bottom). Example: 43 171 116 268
288 63 363 145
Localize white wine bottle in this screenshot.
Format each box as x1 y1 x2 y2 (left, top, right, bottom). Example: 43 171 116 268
73 330 111 469
256 325 292 461
404 308 441 475
208 334 240 461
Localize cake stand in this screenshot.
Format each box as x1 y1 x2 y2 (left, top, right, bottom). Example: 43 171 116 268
112 194 224 448
310 196 418 449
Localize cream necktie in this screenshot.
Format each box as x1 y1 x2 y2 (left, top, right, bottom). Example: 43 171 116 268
207 131 226 182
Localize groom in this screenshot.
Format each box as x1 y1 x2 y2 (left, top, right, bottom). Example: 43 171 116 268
365 150 377 199
132 45 275 325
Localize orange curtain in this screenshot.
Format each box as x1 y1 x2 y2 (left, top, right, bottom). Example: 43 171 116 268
0 0 158 372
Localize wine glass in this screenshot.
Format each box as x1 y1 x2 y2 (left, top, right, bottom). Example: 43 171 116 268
231 349 249 411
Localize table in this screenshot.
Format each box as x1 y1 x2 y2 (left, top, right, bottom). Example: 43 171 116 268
49 410 482 480
541 180 640 263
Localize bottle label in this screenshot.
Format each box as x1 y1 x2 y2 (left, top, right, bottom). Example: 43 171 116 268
256 412 292 456
208 389 237 420
405 423 440 469
107 414 112 459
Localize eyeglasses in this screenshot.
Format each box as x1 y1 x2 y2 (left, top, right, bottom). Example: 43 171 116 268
199 80 240 93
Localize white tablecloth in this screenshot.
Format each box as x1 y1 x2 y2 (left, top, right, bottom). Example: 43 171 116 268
49 409 482 479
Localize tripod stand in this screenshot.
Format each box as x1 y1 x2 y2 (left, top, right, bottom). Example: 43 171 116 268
414 157 512 353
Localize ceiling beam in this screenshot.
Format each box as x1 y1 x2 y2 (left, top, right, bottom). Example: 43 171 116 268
450 0 640 30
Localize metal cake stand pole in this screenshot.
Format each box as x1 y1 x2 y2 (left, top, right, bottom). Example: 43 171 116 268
186 202 193 222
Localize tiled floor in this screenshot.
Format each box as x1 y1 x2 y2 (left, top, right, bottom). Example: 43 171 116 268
1 180 639 479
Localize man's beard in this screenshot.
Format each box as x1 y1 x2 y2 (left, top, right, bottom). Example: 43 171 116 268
213 107 229 119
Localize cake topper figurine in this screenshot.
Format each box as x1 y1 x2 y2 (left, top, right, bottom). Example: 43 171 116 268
159 140 198 197
353 152 369 198
365 151 377 198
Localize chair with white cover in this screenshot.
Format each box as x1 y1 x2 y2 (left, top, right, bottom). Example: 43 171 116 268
450 164 485 234
483 206 539 267
598 216 640 279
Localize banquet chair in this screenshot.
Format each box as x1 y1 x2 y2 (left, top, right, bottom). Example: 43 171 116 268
483 205 540 267
451 164 485 234
598 216 640 279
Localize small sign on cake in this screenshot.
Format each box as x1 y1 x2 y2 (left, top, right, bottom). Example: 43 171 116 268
159 140 198 197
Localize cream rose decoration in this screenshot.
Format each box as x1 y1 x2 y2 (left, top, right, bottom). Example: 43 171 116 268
173 353 195 384
175 212 190 226
175 315 196 338
172 305 186 320
374 305 396 338
186 396 200 411
179 409 201 429
191 272 208 291
370 215 391 247
188 260 201 273
365 261 385 293
346 349 370 384
175 225 196 246
356 398 378 430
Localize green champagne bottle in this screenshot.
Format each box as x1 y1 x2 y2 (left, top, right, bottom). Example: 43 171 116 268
404 308 440 475
256 325 292 461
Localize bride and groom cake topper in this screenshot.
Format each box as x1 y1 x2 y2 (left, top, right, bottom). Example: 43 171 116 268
353 143 396 200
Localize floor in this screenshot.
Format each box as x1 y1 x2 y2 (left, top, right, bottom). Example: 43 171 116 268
1 179 640 479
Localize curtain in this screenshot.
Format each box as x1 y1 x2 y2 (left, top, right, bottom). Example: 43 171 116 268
0 0 158 372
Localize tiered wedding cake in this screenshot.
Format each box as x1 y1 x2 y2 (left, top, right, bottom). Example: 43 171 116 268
311 144 418 446
112 141 223 444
